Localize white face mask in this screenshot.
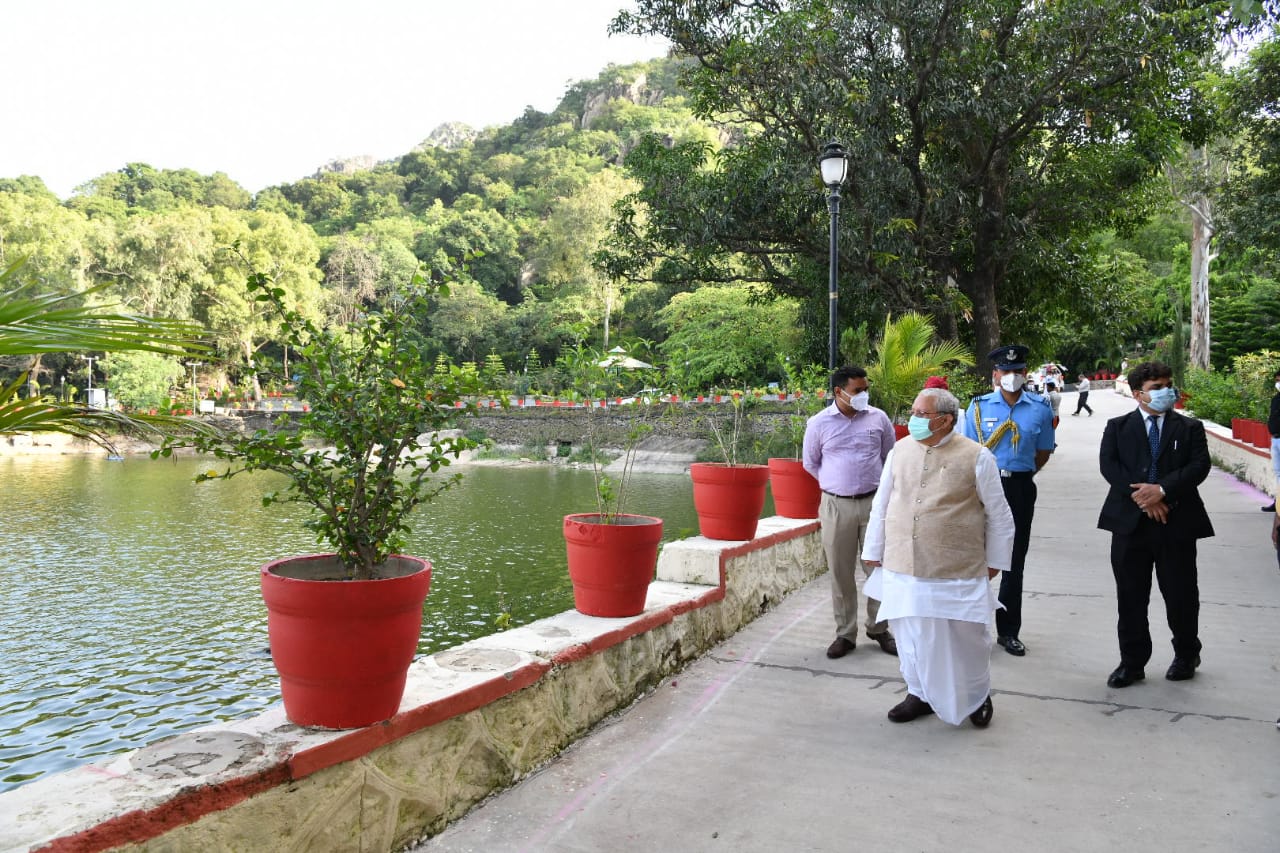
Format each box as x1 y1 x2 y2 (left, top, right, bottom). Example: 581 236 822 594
847 390 870 411
1274 382 1280 393
997 373 1025 393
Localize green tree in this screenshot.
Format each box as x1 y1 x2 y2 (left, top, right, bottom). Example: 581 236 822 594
610 0 1234 367
97 206 215 318
201 210 323 396
530 168 640 347
415 205 522 303
1220 27 1280 270
101 349 184 411
657 284 800 387
1211 276 1280 367
424 279 512 364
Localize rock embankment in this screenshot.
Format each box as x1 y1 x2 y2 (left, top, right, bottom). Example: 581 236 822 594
0 403 805 472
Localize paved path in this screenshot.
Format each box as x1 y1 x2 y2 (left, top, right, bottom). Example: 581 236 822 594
415 388 1280 853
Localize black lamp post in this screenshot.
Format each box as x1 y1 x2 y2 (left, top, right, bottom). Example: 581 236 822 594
819 142 848 371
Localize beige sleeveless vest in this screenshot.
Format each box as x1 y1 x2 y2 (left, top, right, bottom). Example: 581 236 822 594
884 435 989 579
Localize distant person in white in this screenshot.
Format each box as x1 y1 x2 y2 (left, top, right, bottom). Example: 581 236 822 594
861 387 1015 727
1073 374 1093 416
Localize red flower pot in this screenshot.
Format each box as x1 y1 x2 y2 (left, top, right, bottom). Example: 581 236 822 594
260 554 431 728
1253 420 1272 449
894 423 911 441
1231 418 1243 440
563 513 663 617
768 458 820 519
689 462 770 540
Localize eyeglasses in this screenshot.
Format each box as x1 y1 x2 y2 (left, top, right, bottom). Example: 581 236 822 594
910 410 941 418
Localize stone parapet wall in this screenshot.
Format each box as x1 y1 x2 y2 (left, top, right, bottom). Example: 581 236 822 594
2 518 825 853
1202 419 1274 496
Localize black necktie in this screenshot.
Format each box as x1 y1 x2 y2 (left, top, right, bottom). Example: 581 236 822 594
1147 415 1160 483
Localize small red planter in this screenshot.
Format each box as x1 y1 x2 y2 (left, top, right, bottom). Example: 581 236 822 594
563 513 663 617
690 462 770 540
260 554 431 729
1231 418 1243 440
894 423 911 441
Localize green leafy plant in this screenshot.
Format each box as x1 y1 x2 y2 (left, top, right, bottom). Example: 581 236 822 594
866 312 974 423
561 344 657 521
156 253 483 579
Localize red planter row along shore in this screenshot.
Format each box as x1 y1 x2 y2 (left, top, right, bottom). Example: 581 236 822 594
1231 418 1273 450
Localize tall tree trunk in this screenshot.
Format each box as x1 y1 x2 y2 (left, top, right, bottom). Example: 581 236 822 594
1188 193 1214 371
961 267 1002 379
960 181 1007 378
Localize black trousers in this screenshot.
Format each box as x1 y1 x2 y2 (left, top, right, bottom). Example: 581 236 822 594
1110 518 1201 666
996 476 1036 638
1074 391 1092 414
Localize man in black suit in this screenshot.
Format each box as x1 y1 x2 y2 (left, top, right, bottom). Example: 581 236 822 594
1098 361 1214 688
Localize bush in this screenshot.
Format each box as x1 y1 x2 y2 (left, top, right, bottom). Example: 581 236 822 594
1182 368 1247 425
1182 349 1280 424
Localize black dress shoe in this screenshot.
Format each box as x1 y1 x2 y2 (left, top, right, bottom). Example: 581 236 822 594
867 631 898 656
1107 664 1145 688
1263 502 1276 513
826 637 855 659
887 694 934 723
970 695 993 728
1166 656 1200 681
996 635 1026 656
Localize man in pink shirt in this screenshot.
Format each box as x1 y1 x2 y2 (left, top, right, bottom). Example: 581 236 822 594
803 366 899 658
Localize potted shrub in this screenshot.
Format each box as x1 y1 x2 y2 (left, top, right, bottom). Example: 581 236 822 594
687 389 770 540
767 361 826 519
559 347 663 617
156 258 481 729
866 312 973 436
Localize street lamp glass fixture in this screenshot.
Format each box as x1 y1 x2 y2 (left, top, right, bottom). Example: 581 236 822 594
819 142 848 187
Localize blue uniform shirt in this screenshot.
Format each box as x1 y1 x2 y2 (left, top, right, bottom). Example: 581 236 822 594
960 389 1055 472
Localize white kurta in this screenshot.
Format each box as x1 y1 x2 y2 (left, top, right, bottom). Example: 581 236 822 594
861 433 1016 724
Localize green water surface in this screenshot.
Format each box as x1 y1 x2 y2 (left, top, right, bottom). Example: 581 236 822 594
0 455 711 792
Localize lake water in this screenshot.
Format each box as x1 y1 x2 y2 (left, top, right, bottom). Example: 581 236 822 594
0 455 728 793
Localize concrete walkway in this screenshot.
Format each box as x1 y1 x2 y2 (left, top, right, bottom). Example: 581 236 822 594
414 388 1280 853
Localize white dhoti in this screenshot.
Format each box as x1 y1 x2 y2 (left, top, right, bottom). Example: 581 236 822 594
866 567 1000 726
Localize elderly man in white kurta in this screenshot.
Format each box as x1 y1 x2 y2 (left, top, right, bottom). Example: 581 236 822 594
862 387 1015 727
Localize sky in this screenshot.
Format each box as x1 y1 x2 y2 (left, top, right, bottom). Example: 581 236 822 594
2 1 669 198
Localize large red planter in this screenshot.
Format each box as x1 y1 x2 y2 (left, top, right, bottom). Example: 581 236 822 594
563 513 663 617
894 423 910 441
1231 418 1244 440
767 458 820 519
260 554 431 729
689 462 770 540
1252 419 1272 449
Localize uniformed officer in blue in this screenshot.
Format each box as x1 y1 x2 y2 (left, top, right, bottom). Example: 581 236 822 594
960 344 1055 656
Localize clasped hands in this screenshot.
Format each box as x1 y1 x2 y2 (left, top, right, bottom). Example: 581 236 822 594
1128 482 1168 523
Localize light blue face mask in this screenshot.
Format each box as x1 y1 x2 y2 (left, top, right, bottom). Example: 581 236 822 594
1146 386 1177 413
908 414 935 441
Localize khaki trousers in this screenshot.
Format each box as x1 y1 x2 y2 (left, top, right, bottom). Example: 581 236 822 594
820 491 886 640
